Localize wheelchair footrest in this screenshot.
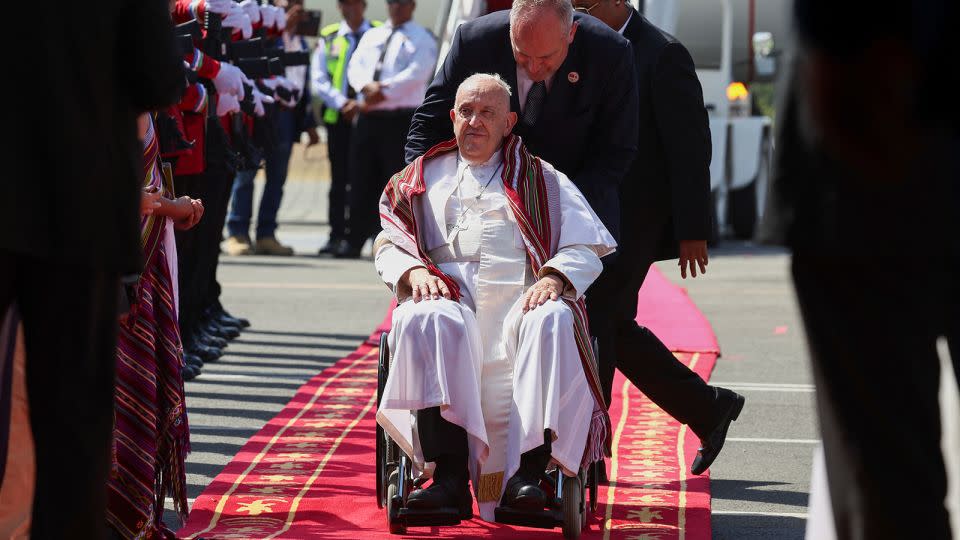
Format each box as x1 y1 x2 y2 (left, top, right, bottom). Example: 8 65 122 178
397 507 463 527
494 506 562 529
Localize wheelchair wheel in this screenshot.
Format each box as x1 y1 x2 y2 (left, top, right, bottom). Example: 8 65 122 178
587 460 599 513
376 331 390 509
386 469 407 535
561 474 583 539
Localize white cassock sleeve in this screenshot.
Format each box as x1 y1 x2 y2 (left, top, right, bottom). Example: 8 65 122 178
538 165 618 299
373 232 425 300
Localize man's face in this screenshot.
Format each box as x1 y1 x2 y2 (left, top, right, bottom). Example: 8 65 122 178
339 0 366 26
387 0 415 26
510 11 578 82
449 81 518 164
571 0 619 30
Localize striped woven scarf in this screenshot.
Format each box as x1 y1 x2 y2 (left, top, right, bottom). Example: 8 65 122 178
107 118 190 539
379 135 611 463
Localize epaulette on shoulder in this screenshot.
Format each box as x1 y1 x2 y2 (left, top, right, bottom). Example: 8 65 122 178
320 23 340 38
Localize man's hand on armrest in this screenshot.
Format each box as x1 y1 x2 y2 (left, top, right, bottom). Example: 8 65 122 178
401 267 452 303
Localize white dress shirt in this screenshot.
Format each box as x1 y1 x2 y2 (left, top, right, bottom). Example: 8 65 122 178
347 20 438 111
310 19 373 111
617 11 633 35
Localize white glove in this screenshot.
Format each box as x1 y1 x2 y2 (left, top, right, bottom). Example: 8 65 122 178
251 88 274 117
201 0 234 16
273 7 287 31
221 7 253 40
259 5 277 29
213 62 246 100
216 93 241 116
238 0 261 25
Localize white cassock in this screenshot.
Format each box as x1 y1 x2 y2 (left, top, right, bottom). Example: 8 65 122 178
374 149 616 521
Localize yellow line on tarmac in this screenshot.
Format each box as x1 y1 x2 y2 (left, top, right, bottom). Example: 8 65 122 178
187 348 378 539
268 392 378 538
222 282 385 291
603 378 632 540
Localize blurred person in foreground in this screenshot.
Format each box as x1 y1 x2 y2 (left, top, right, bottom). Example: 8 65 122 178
763 1 959 538
0 1 183 537
312 0 380 255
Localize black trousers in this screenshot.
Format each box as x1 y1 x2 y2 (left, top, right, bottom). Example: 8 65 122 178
325 118 353 241
587 210 718 437
792 254 958 540
174 119 237 339
416 407 468 462
345 109 414 248
0 251 119 540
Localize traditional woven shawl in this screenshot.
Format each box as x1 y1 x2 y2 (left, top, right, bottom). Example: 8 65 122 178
379 135 611 465
107 118 190 539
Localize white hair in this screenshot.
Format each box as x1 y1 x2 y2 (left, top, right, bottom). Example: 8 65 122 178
457 73 513 100
509 0 574 34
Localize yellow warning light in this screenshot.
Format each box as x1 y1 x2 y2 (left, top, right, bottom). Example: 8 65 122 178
726 81 749 101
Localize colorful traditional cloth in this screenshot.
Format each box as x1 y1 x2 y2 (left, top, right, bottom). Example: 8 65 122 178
378 135 613 465
107 117 190 539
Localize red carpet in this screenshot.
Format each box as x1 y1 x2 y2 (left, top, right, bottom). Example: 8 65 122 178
178 266 718 539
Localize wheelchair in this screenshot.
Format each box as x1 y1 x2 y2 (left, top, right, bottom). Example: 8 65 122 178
375 331 601 538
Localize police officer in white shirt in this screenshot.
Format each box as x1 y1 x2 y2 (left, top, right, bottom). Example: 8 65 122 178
335 0 437 258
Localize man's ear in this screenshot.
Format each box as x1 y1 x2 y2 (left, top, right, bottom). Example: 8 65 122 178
568 21 579 44
449 108 456 123
505 111 518 134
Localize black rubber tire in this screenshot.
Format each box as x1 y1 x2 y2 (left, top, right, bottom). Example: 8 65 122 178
562 475 583 539
376 332 390 509
387 471 407 535
588 461 599 513
728 181 758 240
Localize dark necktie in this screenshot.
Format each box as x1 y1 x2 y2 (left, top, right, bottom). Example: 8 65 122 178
522 80 546 126
346 32 362 99
373 26 401 82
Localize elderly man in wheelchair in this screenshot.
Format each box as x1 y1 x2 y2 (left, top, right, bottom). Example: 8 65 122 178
373 73 616 532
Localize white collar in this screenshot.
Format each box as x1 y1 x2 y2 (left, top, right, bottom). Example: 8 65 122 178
617 11 633 35
457 148 503 175
337 19 372 38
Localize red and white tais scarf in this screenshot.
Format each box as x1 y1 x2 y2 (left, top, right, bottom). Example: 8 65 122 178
379 134 611 464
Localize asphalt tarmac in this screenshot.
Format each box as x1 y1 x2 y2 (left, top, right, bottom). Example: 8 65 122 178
165 173 958 538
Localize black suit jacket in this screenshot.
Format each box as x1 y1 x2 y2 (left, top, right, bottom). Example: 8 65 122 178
405 11 638 241
1 0 184 273
621 10 712 262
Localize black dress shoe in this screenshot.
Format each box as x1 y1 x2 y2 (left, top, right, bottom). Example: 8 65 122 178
205 319 240 341
182 364 200 381
183 353 204 369
690 388 746 475
199 329 228 349
500 444 551 511
190 341 223 362
332 239 362 259
406 454 473 519
318 237 341 255
218 308 250 328
500 475 547 511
